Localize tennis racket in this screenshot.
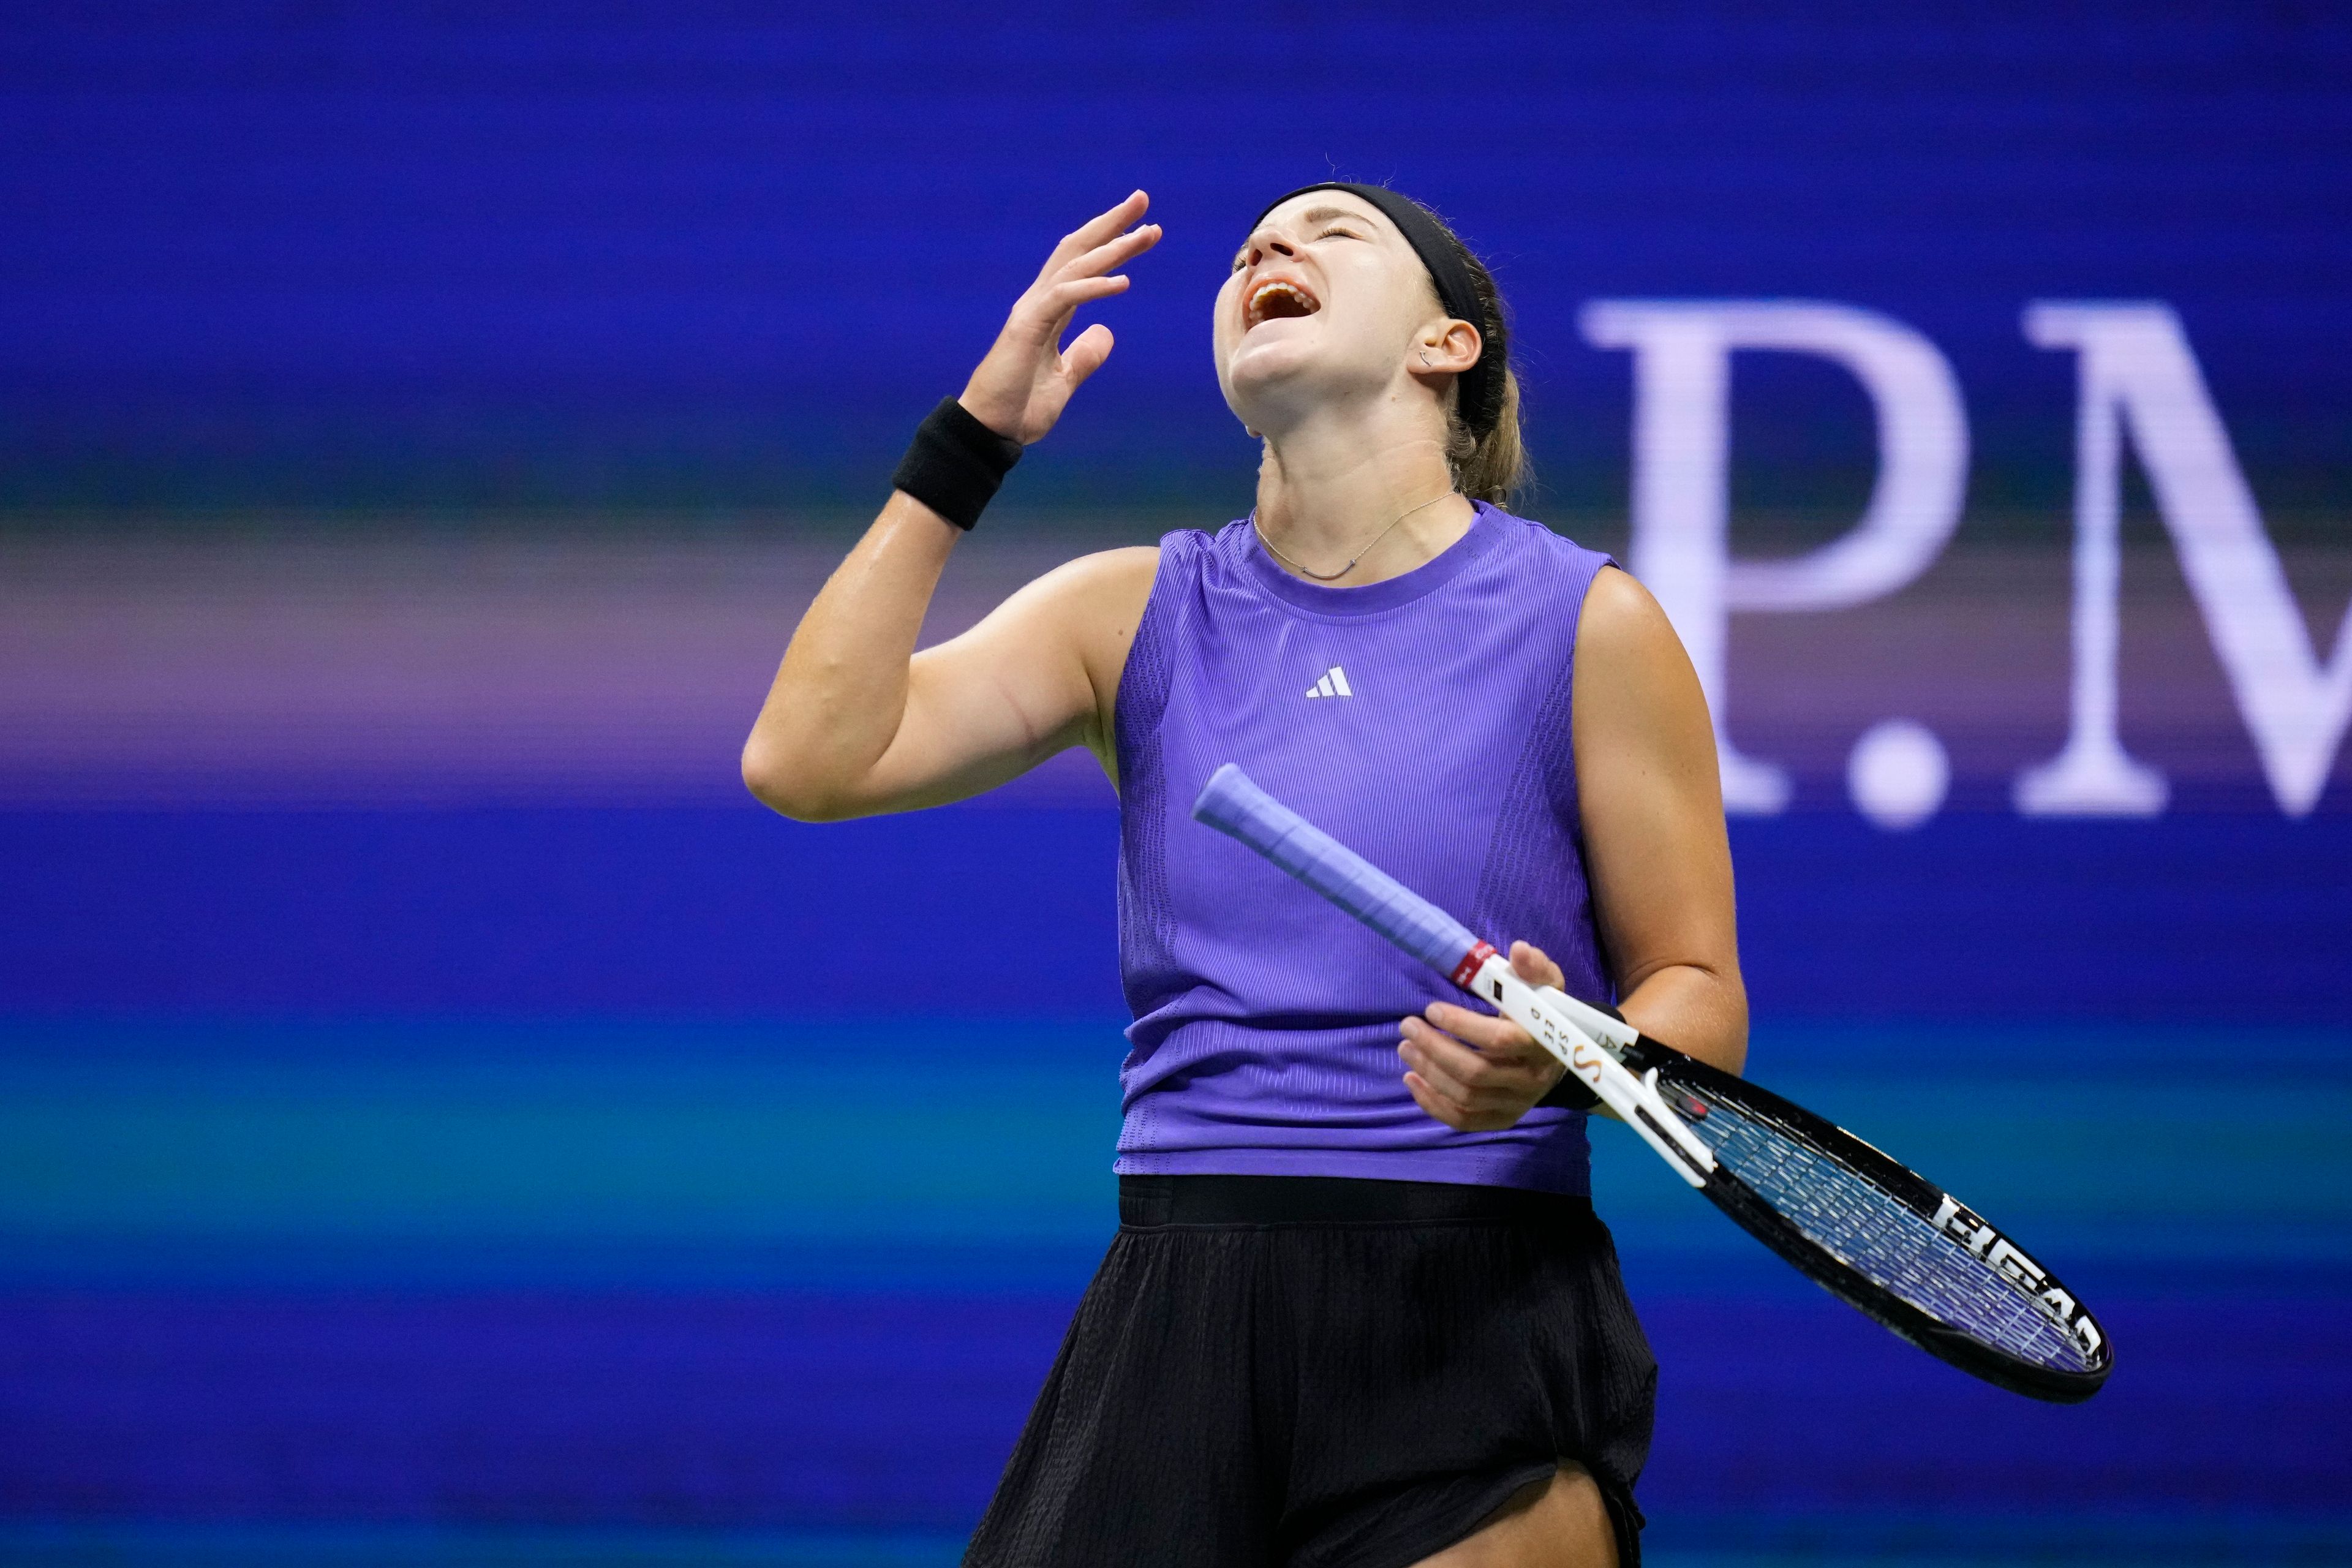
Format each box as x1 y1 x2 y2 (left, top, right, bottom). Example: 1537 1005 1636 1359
1192 763 2111 1404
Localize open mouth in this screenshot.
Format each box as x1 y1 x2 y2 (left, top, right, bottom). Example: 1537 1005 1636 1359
1245 279 1321 329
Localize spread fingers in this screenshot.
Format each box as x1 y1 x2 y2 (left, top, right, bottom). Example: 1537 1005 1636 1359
1038 190 1151 276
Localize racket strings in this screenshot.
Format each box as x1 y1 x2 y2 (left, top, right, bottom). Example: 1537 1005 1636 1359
1681 1090 2094 1374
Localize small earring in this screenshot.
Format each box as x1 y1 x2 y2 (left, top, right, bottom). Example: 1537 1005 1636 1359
1418 350 1432 367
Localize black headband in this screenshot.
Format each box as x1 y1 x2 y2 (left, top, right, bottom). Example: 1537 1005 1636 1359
1248 181 1505 437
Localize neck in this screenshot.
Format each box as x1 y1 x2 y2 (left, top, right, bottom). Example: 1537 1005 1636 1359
1251 402 1473 586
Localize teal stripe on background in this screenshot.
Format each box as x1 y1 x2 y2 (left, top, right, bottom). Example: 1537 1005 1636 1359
1 1019 2345 1287
0 1020 1128 1287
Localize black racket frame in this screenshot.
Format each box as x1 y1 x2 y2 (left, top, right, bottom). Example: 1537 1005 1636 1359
1618 1037 2113 1404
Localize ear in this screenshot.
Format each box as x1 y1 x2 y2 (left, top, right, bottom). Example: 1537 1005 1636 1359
1415 318 1483 376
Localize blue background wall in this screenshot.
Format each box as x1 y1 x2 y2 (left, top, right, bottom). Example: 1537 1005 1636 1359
7 4 2351 517
2 5 2348 1565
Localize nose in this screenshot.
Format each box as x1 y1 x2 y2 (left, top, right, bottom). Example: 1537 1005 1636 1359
1240 230 1298 270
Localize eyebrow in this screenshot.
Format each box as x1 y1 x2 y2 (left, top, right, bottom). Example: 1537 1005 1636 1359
1234 203 1382 258
1295 205 1374 228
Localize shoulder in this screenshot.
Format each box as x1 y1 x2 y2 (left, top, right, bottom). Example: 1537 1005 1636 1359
1467 510 1621 642
1573 564 1705 723
956 545 1158 670
1578 559 1655 628
1036 516 1258 611
1009 545 1161 646
1469 507 1617 608
1482 507 1615 575
963 546 1163 737
1165 519 1250 577
1079 522 1253 609
1039 543 1162 594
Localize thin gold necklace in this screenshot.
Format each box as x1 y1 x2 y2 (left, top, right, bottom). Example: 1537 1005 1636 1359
1251 491 1456 583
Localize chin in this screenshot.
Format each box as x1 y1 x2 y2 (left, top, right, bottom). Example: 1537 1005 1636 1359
1223 339 1319 420
1223 384 1308 441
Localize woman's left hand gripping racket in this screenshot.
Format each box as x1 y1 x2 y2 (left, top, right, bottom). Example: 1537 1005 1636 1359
1192 763 2112 1403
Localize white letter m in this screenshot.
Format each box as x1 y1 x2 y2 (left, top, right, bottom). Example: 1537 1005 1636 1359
2021 304 2352 817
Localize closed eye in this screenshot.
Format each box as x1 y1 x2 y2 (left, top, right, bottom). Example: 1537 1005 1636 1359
1232 225 1365 269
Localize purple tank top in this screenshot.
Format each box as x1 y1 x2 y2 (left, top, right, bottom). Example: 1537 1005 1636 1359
1113 502 1618 1195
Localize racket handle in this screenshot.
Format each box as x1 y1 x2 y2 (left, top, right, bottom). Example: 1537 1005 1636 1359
1191 763 1489 984
1194 763 1716 1184
1469 952 1714 1185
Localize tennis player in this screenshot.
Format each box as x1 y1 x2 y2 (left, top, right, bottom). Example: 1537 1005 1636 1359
744 184 1746 1568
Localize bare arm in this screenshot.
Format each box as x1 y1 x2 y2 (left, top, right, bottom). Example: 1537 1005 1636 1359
1568 565 1747 1072
1398 564 1747 1130
742 193 1163 821
744 518 1157 819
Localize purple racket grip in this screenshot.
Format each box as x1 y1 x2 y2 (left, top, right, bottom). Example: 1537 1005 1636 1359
1191 763 1491 985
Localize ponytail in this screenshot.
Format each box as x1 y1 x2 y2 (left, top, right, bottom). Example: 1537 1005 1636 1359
1447 360 1526 505
1433 225 1528 505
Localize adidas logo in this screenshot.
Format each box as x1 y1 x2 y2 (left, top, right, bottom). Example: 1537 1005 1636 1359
1303 665 1354 699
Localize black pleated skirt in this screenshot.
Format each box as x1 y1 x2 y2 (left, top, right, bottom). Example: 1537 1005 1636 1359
965 1174 1657 1568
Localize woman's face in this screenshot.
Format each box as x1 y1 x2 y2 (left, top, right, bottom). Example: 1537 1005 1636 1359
1215 192 1471 437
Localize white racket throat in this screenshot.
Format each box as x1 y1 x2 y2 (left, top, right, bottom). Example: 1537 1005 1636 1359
1464 954 1717 1188
1193 766 2112 1402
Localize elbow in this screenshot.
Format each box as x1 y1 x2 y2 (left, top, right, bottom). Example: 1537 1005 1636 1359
741 739 858 823
1719 1033 1749 1079
1624 957 1747 1077
1714 969 1751 1077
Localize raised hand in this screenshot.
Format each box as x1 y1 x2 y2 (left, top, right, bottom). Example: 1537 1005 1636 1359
1398 940 1577 1132
958 190 1161 445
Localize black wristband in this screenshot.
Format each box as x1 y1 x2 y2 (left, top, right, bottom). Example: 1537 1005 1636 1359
1537 1069 1600 1112
891 398 1023 531
1535 998 1627 1112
